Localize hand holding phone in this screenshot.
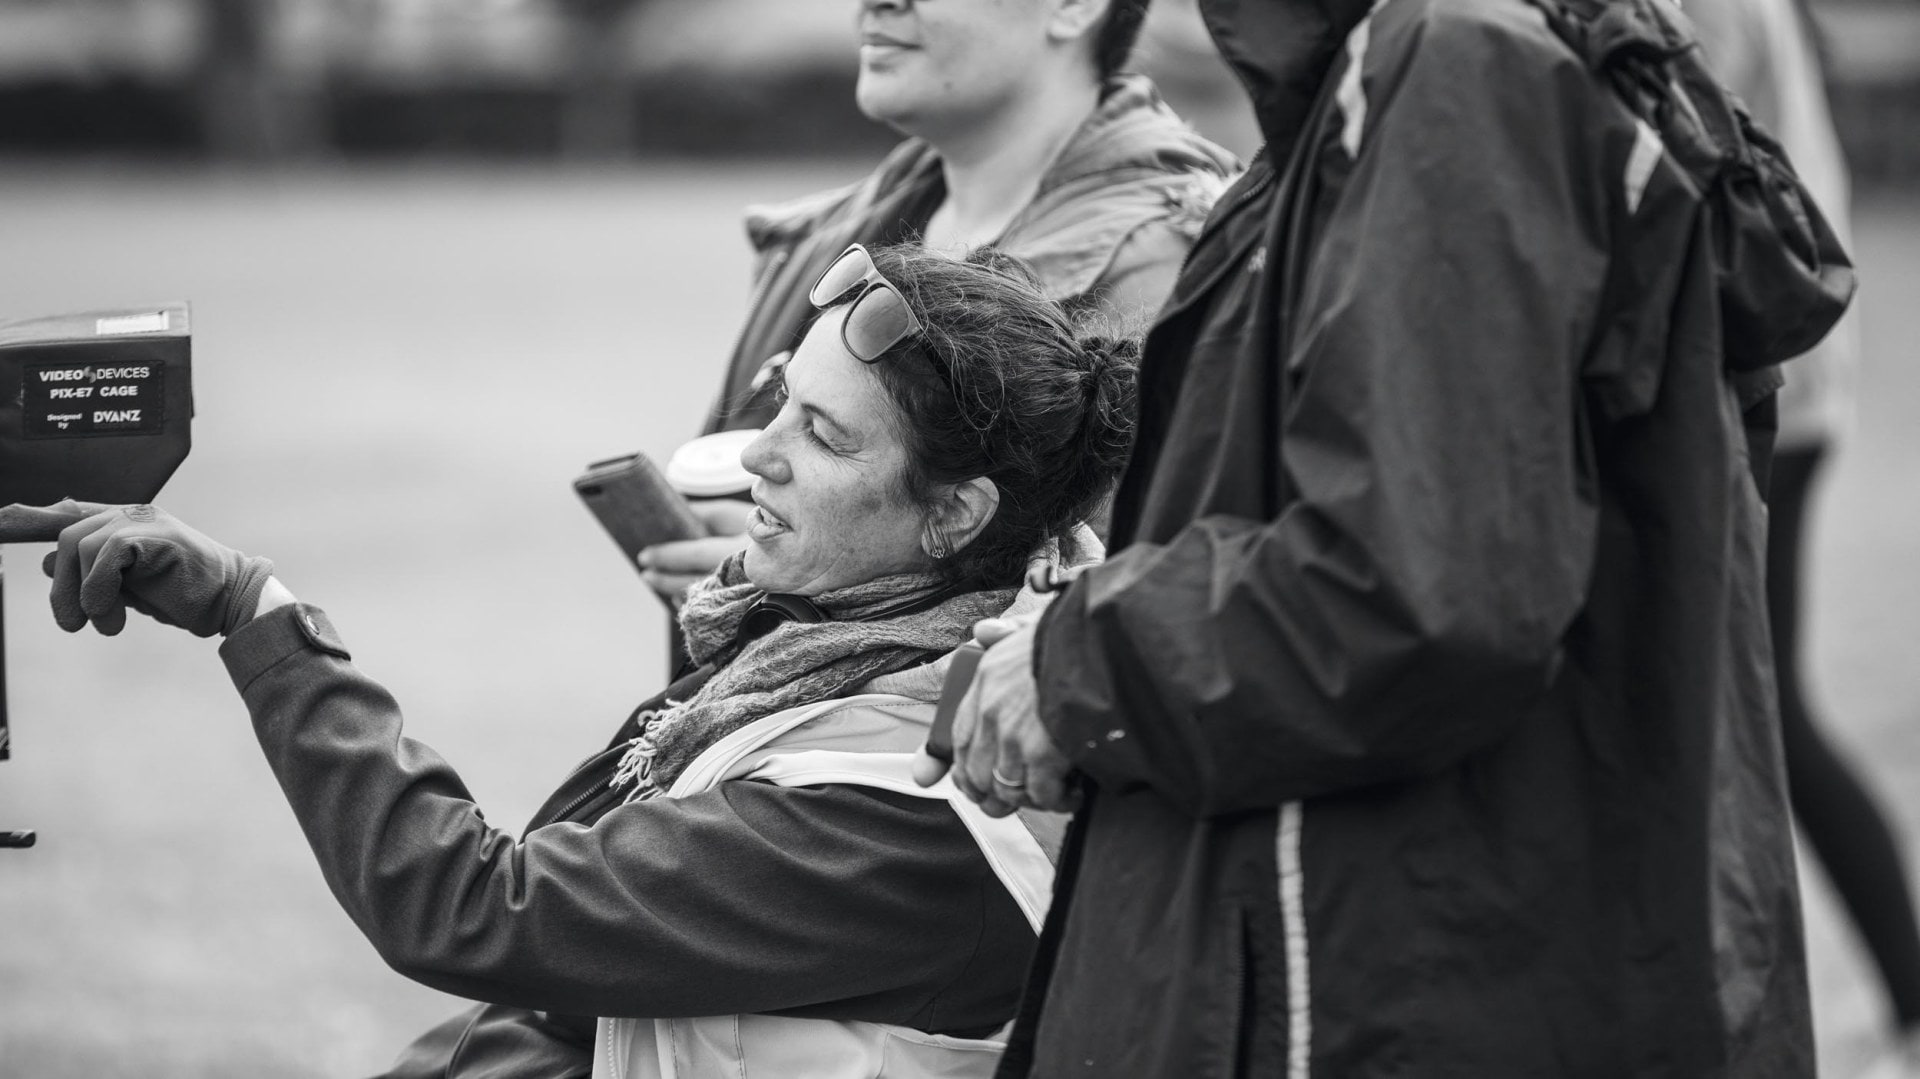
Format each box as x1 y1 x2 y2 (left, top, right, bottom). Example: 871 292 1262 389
573 453 705 568
924 639 987 765
595 431 763 600
637 502 755 598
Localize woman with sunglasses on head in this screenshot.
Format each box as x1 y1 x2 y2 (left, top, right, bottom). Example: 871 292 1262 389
0 244 1136 1079
636 0 1236 600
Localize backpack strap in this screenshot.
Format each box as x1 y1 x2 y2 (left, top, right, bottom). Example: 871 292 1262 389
745 748 1057 933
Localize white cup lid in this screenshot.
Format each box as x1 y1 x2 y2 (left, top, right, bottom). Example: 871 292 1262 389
665 429 760 497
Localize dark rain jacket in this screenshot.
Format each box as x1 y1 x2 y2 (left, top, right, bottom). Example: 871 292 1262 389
214 607 1037 1079
703 74 1237 434
1002 0 1855 1074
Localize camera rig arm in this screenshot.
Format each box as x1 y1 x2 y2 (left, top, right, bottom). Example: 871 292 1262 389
1 550 29 848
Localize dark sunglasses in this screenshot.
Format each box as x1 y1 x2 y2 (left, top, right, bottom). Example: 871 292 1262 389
808 244 925 364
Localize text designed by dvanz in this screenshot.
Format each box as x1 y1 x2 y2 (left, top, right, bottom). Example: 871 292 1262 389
22 363 165 438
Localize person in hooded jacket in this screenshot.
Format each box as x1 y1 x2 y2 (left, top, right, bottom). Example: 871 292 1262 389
919 0 1857 1074
637 0 1237 599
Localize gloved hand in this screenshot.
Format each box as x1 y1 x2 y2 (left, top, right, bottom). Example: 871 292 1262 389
0 501 274 637
0 502 100 543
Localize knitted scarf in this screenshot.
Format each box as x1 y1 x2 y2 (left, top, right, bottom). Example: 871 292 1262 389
613 552 1016 797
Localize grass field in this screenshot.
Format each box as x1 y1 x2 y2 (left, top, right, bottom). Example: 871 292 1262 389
0 164 1916 1077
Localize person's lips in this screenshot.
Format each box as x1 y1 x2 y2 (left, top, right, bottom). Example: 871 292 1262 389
860 29 916 60
747 499 791 542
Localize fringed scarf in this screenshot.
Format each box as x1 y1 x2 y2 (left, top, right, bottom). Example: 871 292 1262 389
612 552 1016 798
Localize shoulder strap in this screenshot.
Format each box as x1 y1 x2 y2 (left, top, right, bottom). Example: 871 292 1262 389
746 749 1056 933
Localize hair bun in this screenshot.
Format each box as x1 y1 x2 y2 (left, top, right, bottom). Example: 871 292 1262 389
1073 333 1140 478
1077 334 1139 372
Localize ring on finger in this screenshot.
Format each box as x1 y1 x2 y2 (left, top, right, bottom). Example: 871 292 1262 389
991 765 1026 789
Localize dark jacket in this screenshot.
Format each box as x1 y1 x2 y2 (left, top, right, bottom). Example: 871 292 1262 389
704 74 1238 434
214 607 1033 1078
1003 0 1853 1074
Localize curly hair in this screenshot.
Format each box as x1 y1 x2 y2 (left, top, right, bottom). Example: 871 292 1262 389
831 244 1140 590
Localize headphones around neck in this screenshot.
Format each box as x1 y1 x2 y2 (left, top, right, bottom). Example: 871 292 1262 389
736 585 961 647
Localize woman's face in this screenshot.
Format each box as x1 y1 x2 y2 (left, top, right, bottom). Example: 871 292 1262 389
854 0 1060 136
739 309 933 596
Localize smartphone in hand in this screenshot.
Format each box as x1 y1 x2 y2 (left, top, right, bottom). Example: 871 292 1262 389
573 452 706 570
925 640 987 764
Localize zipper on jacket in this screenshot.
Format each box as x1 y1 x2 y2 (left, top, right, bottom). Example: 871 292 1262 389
537 667 720 831
605 1014 623 1079
539 753 627 829
546 784 605 829
1191 153 1275 258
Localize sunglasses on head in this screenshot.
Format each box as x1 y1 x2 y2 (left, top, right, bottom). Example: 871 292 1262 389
808 244 926 364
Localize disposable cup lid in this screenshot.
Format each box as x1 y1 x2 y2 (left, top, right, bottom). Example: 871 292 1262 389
666 429 759 497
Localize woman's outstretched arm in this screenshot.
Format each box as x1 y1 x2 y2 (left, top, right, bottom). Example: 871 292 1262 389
222 602 1030 1032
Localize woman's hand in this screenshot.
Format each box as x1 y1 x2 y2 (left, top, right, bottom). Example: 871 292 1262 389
914 613 1078 817
0 501 274 637
638 499 754 599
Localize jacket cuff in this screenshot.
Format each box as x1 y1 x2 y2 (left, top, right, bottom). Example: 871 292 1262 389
218 602 352 692
1033 586 1100 764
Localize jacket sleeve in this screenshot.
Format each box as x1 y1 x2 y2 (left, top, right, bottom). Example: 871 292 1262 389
1035 31 1611 818
219 604 1023 1029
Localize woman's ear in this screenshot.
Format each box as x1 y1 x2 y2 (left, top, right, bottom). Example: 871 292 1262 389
1046 0 1112 47
929 476 1001 558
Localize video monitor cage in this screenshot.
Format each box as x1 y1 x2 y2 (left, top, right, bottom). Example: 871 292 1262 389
0 303 194 847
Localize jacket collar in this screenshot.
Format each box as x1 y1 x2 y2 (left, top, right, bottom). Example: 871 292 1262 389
1200 0 1379 154
1034 73 1239 199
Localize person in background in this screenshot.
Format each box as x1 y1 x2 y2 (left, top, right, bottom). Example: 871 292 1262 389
1689 0 1920 1073
638 0 1236 599
0 245 1137 1079
921 0 1856 1072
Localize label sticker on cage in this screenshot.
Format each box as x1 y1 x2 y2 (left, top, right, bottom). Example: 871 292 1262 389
95 311 170 336
22 362 165 438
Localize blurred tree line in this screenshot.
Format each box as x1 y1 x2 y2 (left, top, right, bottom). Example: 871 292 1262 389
0 0 1913 183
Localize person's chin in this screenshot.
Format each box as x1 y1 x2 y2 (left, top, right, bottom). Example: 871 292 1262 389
853 77 922 130
741 545 784 591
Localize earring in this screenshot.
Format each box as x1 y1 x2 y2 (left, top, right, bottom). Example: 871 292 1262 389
925 530 950 561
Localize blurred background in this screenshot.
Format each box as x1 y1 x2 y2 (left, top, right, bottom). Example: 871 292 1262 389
0 0 1269 160
0 0 1915 1075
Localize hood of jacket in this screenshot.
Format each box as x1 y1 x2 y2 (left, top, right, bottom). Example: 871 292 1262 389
1554 0 1855 372
1030 73 1240 201
1199 0 1377 155
1200 0 1853 385
743 74 1237 253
